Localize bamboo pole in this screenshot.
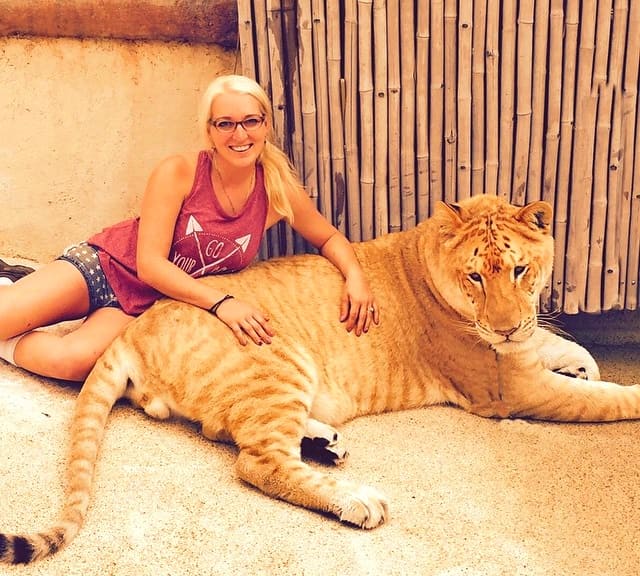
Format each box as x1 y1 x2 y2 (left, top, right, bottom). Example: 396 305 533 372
415 0 429 220
542 0 563 209
603 87 623 310
400 0 416 227
281 0 305 254
443 0 457 202
625 108 640 310
621 0 640 308
237 0 256 78
586 80 612 313
326 0 346 235
373 0 389 233
344 0 361 241
297 0 319 204
387 0 401 232
484 0 500 196
471 0 486 197
311 0 333 228
526 0 549 204
498 0 516 199
429 0 444 210
252 0 269 85
512 0 534 206
530 0 551 313
266 0 286 151
586 0 616 312
456 0 472 200
295 0 321 255
540 0 564 311
266 0 293 257
358 0 374 240
551 0 579 312
564 0 598 314
249 0 277 258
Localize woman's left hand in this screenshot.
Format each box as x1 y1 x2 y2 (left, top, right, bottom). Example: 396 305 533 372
339 271 379 336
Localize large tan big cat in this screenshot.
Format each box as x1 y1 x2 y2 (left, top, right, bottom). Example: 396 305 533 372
2 195 639 564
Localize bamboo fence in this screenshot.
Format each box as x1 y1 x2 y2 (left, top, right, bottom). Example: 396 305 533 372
237 0 640 314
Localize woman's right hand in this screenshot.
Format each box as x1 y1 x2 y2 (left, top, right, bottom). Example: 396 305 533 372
214 297 274 346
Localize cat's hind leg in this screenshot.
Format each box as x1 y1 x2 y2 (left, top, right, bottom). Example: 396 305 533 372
201 422 233 444
235 443 387 528
230 397 387 528
301 418 348 464
201 417 346 458
125 385 172 420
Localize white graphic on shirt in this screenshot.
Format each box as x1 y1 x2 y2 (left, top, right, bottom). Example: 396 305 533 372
202 234 251 274
235 234 251 253
176 216 252 277
186 215 206 267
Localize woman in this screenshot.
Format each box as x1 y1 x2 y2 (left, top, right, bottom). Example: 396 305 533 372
0 74 379 381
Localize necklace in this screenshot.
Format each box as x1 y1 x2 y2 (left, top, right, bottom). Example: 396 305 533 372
212 153 255 216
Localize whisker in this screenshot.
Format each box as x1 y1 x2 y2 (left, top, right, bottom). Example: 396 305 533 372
537 315 576 340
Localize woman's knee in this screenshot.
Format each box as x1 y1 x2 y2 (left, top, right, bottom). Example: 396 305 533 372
51 340 104 381
0 264 90 340
10 306 131 381
49 354 96 381
0 287 24 340
14 334 101 382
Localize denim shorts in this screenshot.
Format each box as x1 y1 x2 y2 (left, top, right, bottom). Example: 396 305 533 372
57 242 120 313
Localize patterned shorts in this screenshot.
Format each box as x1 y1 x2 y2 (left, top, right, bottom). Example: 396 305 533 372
57 242 120 312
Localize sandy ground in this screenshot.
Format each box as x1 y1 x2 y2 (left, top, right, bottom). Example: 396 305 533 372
0 340 639 576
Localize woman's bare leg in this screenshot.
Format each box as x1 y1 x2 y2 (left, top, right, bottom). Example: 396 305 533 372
13 307 134 381
0 259 135 381
0 259 90 339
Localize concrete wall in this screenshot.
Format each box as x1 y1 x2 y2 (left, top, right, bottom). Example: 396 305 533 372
0 36 235 261
0 0 237 47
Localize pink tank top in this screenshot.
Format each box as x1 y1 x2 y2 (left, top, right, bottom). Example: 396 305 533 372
88 151 268 315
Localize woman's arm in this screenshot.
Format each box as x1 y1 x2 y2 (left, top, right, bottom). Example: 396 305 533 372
136 155 225 308
288 192 379 335
136 155 274 346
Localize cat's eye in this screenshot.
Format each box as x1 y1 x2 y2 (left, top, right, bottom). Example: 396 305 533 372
514 265 527 278
469 272 482 283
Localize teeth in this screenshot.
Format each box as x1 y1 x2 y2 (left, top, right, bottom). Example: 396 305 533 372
231 145 251 152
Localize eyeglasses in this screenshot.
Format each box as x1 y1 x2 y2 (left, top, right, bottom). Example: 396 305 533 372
208 115 265 133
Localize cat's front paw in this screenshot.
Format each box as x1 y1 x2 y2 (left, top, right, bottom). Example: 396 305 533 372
551 352 600 381
553 365 592 380
337 485 389 529
538 338 601 380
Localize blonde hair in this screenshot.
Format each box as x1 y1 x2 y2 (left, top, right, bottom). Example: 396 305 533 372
199 74 304 223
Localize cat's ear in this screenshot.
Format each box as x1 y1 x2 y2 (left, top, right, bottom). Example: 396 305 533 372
435 201 469 221
434 201 469 237
516 201 552 233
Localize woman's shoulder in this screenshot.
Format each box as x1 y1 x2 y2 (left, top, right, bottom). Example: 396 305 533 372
147 151 205 191
153 151 202 177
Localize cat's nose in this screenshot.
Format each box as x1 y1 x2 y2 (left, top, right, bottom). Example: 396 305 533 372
494 326 517 337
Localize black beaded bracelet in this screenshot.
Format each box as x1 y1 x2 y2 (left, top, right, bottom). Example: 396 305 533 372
209 294 234 316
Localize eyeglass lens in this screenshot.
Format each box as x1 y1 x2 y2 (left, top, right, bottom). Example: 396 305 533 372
210 116 264 133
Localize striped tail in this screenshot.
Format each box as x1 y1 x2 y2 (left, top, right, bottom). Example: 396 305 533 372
0 351 129 563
